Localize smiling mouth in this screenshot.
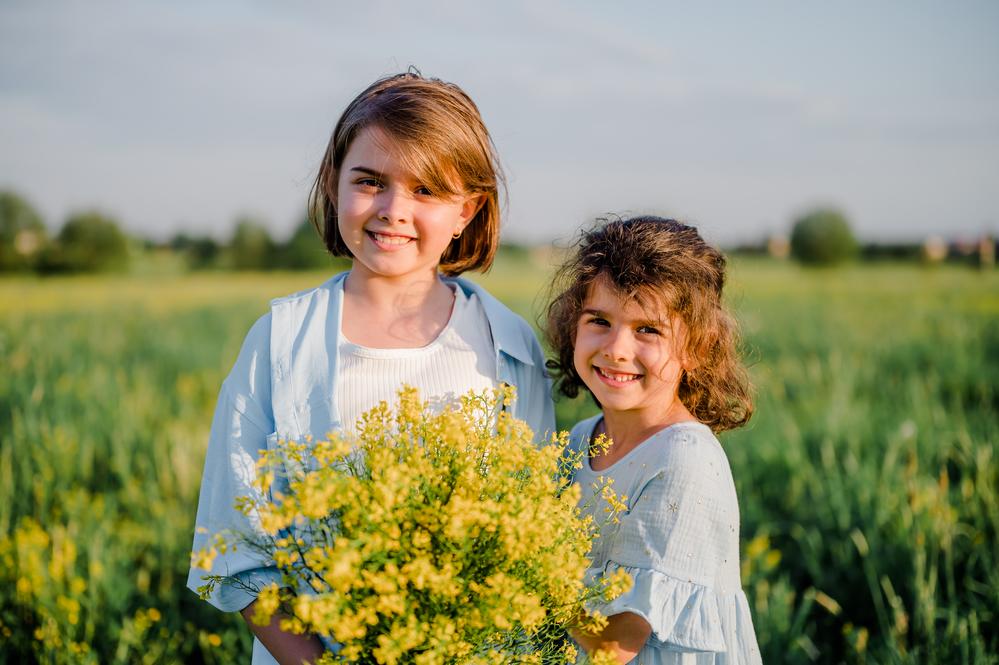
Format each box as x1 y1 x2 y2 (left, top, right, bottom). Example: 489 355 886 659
594 366 642 384
367 230 414 246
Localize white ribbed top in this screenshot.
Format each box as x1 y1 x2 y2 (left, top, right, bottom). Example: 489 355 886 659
336 286 498 432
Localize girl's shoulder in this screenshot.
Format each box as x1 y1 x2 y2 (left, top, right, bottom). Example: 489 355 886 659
651 421 724 454
269 272 347 308
265 272 347 347
639 423 737 502
237 273 347 364
447 277 541 368
646 422 728 467
564 418 726 469
449 277 526 327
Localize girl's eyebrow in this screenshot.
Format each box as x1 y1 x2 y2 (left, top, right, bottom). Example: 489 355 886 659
349 166 383 178
582 306 669 329
635 313 670 329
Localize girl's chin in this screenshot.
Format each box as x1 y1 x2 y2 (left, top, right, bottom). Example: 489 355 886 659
350 260 439 281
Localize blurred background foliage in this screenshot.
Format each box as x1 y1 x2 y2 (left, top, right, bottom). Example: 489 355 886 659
789 209 859 266
1 253 996 663
0 192 48 273
2 187 996 277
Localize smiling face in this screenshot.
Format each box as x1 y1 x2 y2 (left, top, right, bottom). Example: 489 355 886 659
573 275 693 426
335 125 481 284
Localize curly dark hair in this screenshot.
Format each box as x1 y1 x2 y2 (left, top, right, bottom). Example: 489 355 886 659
545 216 753 432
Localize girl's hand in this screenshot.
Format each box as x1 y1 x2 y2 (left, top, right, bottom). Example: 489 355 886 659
240 599 325 665
571 611 652 664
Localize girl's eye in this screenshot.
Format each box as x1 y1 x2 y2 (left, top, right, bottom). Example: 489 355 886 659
637 325 661 336
586 316 610 327
356 177 382 189
413 185 438 199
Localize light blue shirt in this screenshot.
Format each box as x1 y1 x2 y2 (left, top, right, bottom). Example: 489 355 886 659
569 415 762 665
187 272 554 660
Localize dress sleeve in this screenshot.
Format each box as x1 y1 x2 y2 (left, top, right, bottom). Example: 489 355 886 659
186 315 283 612
588 434 737 652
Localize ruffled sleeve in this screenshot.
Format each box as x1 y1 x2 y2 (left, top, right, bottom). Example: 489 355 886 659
588 428 740 651
588 564 726 651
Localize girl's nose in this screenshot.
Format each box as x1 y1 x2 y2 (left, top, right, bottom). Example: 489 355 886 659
601 327 632 361
377 187 412 224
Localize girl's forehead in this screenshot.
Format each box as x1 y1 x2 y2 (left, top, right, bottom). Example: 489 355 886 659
344 126 406 168
345 124 464 192
583 277 671 321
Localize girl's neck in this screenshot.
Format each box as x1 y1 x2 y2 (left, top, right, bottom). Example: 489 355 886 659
594 400 697 466
343 266 449 308
341 268 456 348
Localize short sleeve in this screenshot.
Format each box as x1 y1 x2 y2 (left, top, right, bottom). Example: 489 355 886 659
186 315 283 612
589 432 737 651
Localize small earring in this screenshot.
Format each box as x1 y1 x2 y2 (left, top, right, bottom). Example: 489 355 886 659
452 230 462 239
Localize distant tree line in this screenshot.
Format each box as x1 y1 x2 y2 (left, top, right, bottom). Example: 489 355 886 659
731 206 996 268
0 189 549 276
2 189 994 274
168 215 338 271
0 190 346 274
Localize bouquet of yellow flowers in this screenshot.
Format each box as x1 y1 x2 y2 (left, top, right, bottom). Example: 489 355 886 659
195 387 630 664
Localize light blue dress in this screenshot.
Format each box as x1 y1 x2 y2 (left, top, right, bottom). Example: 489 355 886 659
187 272 555 664
569 416 762 665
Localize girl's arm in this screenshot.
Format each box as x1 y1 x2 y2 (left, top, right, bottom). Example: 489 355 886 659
240 600 325 665
572 612 652 664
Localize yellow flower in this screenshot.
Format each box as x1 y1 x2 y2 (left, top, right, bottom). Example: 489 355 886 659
211 387 622 662
590 648 620 665
602 567 634 601
251 583 281 627
190 547 217 571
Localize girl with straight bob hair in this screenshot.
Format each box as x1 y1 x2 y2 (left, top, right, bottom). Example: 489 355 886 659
311 71 503 275
189 71 554 665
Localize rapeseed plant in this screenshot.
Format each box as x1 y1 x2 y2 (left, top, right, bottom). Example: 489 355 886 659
195 387 630 663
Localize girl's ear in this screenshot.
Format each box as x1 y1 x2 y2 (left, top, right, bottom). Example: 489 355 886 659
456 193 486 233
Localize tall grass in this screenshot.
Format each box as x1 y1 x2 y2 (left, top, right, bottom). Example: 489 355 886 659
0 261 996 663
721 261 998 663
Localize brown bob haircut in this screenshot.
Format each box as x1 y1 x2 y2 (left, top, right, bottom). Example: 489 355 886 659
309 71 503 276
545 216 753 432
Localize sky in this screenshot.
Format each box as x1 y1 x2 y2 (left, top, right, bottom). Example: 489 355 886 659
1 1 997 246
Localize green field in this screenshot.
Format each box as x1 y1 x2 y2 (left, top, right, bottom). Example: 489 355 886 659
1 259 997 663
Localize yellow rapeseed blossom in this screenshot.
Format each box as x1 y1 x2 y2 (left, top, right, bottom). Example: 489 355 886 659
195 387 629 663
589 648 620 665
191 546 218 571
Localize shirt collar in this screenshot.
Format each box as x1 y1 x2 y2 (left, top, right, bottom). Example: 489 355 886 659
323 272 537 367
448 277 536 366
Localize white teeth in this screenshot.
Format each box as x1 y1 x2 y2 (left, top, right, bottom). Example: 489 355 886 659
596 367 640 382
370 232 411 245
